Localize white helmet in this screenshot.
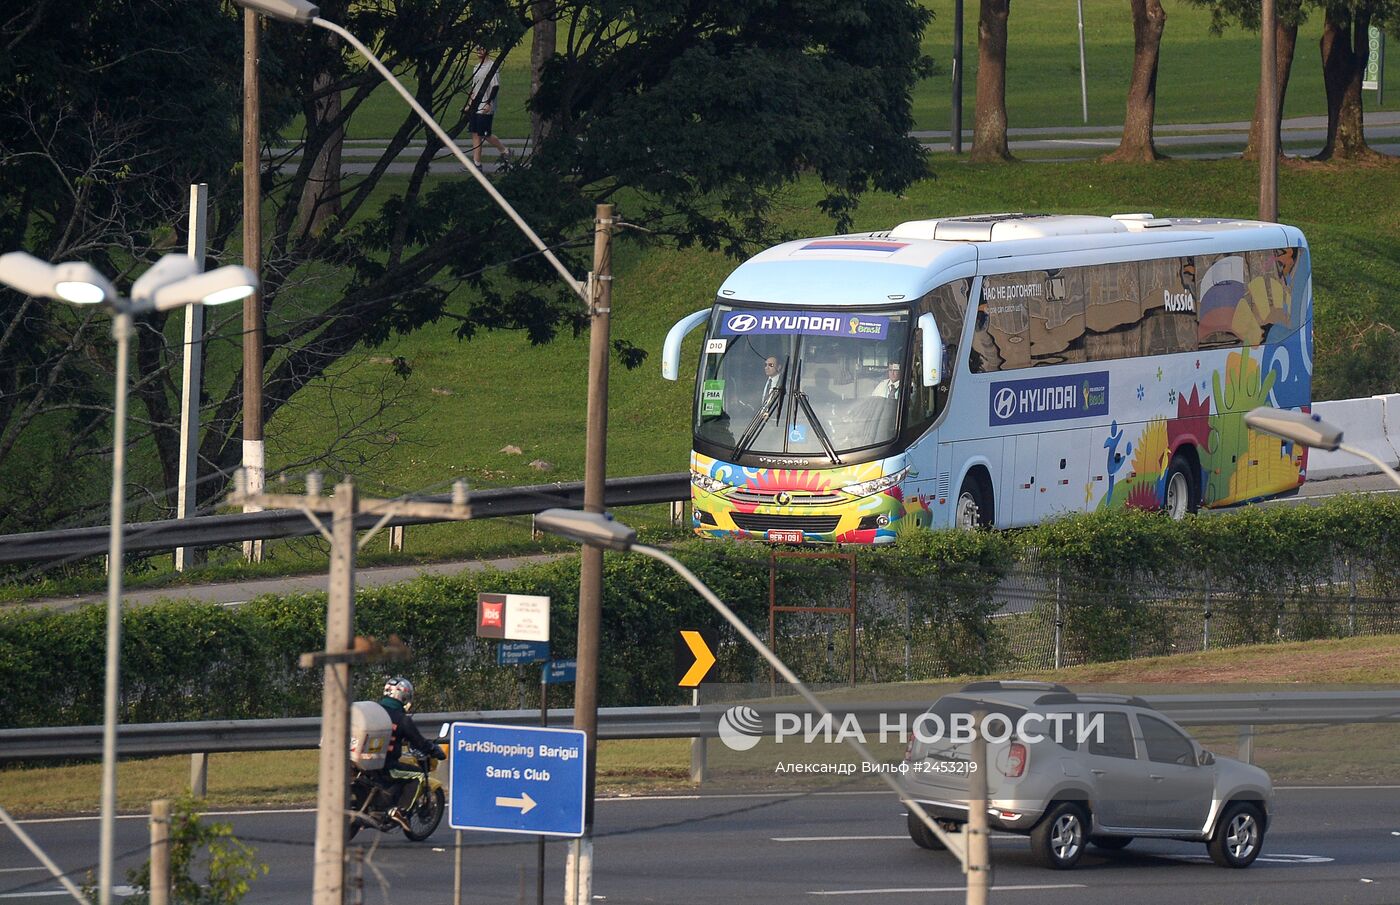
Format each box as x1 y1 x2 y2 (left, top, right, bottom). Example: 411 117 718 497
383 677 415 710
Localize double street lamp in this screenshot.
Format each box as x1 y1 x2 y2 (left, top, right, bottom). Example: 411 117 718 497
0 251 257 905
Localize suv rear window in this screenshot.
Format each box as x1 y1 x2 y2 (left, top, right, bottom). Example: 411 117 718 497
928 696 1028 737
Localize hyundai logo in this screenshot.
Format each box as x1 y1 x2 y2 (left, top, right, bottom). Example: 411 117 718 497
993 387 1018 420
727 314 758 332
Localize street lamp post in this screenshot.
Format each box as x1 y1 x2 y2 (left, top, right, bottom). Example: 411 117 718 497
1244 406 1400 489
0 251 256 905
532 510 981 893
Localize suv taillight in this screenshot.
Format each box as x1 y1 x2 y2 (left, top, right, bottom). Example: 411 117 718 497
1000 741 1027 778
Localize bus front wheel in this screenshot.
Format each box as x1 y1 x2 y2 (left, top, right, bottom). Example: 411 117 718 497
1164 454 1199 519
954 473 992 530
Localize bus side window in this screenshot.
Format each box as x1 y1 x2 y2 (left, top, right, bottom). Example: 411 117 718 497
1139 256 1199 356
1083 262 1144 362
906 279 970 436
1029 269 1085 367
974 274 1031 371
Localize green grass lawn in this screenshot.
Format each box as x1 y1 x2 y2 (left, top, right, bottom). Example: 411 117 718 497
308 0 1400 143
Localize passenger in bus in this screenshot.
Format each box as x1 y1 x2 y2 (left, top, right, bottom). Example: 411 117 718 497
871 363 903 399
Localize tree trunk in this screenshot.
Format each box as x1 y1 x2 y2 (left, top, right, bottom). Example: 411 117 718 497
971 0 1012 162
1317 7 1383 160
1102 0 1166 162
297 65 343 236
1244 19 1298 161
529 0 556 150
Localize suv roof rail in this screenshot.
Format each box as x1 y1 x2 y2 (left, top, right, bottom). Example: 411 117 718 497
1033 692 1155 708
961 680 1070 694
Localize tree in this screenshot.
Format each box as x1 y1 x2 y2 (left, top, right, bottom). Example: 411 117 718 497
1103 0 1168 162
0 0 934 534
1185 1 1308 161
971 0 1013 162
1315 0 1396 160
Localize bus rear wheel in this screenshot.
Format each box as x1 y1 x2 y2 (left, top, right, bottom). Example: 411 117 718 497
954 473 992 530
1164 453 1198 520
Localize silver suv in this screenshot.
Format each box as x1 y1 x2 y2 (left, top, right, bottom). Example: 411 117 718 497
901 681 1272 869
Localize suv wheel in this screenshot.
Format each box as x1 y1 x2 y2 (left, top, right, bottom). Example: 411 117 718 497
907 812 946 850
1090 835 1132 850
1208 802 1264 868
1030 802 1088 869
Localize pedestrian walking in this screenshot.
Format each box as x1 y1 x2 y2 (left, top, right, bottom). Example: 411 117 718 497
466 48 512 167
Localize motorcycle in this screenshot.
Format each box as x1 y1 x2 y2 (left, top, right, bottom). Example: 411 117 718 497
349 741 447 841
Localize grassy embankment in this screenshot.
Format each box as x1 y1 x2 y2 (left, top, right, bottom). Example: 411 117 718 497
2 633 1394 815
8 155 1397 603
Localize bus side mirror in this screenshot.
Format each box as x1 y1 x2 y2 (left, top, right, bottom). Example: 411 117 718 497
918 312 943 387
662 308 712 380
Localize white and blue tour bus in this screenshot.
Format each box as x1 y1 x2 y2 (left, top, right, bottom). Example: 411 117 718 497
661 212 1313 544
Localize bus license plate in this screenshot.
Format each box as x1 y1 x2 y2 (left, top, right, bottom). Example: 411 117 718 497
766 529 804 544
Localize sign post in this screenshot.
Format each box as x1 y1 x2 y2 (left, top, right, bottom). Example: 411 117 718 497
1363 26 1385 106
448 723 587 837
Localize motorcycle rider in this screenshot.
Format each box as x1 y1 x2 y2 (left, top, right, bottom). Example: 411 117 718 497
377 677 440 832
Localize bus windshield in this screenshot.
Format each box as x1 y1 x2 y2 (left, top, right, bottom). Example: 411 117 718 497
694 304 911 460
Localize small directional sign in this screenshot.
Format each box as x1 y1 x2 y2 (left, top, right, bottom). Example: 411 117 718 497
497 641 550 666
448 722 587 837
543 659 577 684
674 629 718 687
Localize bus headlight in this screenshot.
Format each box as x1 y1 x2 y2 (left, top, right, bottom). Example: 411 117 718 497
691 471 730 494
841 467 910 498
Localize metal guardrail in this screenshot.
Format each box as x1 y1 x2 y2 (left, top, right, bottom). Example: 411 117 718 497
0 473 689 565
4 693 1398 763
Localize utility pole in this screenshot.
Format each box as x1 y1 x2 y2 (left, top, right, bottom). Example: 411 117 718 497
1259 0 1279 221
243 8 266 562
231 474 469 905
965 715 991 905
566 204 613 905
149 799 171 905
951 0 963 153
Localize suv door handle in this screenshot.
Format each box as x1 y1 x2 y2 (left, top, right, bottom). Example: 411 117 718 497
1090 769 1106 776
1149 774 1164 781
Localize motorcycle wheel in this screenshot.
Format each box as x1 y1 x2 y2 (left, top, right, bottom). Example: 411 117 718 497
404 786 445 841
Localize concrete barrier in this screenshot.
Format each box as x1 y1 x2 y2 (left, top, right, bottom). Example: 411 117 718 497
1307 397 1400 479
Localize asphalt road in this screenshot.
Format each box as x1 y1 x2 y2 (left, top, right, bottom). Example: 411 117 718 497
5 785 1399 904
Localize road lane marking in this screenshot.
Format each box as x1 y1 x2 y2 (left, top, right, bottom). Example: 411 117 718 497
0 869 46 874
810 884 1086 896
0 886 135 899
774 835 906 842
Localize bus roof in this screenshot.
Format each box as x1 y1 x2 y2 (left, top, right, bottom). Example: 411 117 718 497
716 213 1301 306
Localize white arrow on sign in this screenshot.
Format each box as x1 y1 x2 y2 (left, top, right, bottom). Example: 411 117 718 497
495 792 537 815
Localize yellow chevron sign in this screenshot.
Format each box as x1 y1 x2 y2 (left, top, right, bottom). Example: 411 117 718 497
675 629 717 687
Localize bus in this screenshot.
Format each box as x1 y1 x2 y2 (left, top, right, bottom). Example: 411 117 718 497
660 212 1313 543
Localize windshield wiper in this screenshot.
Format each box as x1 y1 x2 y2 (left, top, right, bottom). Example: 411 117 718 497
795 391 841 465
732 383 784 460
787 358 840 464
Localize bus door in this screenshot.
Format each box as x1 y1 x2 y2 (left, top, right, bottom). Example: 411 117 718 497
1035 428 1090 520
1009 433 1039 524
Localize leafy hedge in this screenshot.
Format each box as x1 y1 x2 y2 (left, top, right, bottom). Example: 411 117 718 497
5 493 1400 728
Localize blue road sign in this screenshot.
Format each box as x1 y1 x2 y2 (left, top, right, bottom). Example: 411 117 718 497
448 722 587 837
543 659 577 684
498 641 550 666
